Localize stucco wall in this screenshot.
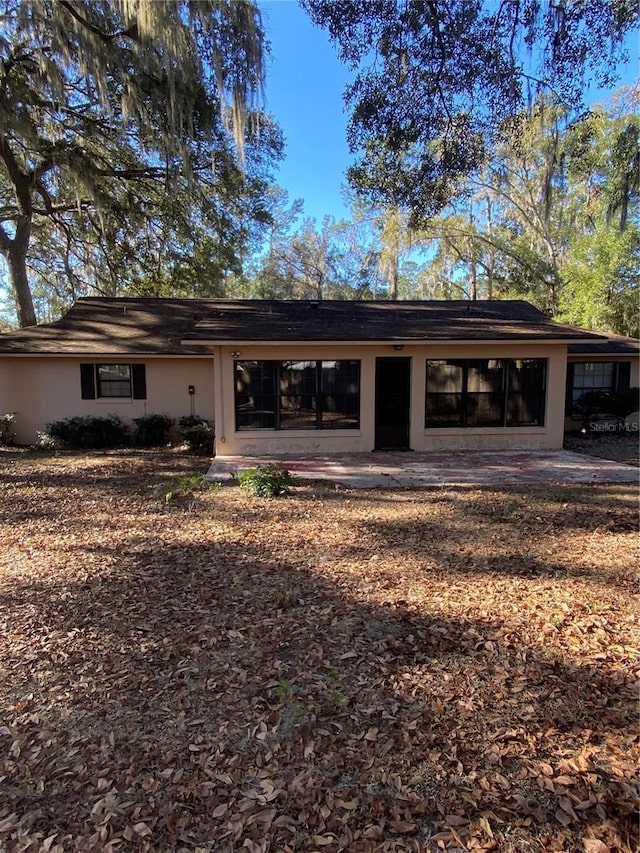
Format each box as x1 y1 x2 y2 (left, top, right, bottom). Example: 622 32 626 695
0 356 215 445
0 344 576 452
214 342 568 456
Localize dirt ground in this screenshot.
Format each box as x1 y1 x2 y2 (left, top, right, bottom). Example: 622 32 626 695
0 450 638 853
563 433 639 467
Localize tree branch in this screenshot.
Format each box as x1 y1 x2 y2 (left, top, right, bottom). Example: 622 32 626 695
58 1 139 44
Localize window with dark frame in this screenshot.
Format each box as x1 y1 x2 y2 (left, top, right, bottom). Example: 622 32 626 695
571 362 615 408
97 364 133 398
425 358 546 428
80 363 146 400
565 360 632 417
235 360 360 431
235 361 277 429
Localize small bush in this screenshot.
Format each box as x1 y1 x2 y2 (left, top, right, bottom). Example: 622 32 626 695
159 473 220 510
235 463 295 497
178 415 214 454
0 413 15 446
133 413 173 447
35 431 59 450
45 414 129 449
576 388 640 433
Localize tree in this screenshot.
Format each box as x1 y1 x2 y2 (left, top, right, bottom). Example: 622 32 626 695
253 215 357 300
413 92 639 335
302 0 638 225
240 186 305 298
557 97 640 336
0 0 273 327
245 201 395 301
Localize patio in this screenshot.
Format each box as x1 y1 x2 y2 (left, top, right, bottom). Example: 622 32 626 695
207 448 639 489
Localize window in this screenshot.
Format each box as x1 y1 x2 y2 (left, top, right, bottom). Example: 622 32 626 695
426 359 546 428
566 361 631 416
425 360 464 427
80 363 146 400
235 360 360 431
279 361 317 429
235 361 277 429
321 360 360 429
570 362 615 411
467 360 505 426
507 359 547 426
97 364 132 397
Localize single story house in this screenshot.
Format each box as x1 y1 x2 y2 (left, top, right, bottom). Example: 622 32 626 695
0 297 637 455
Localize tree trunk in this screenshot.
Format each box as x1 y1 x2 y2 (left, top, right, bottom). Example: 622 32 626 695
4 217 37 327
389 260 398 300
468 199 477 300
8 247 37 327
485 194 494 299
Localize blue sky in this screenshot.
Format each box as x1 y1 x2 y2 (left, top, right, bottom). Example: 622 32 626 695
259 0 639 226
259 0 353 223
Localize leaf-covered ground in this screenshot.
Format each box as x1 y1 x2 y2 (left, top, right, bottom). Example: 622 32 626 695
0 450 638 853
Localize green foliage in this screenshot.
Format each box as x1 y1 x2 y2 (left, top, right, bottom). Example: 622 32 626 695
161 473 220 509
235 463 295 497
133 414 173 447
44 415 129 449
302 0 636 223
608 388 640 422
178 415 215 454
407 94 639 335
244 201 380 301
274 678 293 704
35 431 58 450
558 218 640 339
0 413 15 445
274 583 296 611
0 0 280 327
576 388 640 431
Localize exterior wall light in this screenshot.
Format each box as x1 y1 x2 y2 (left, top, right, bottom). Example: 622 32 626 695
393 344 405 351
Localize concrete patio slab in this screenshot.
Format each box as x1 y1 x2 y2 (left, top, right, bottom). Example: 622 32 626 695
206 450 639 489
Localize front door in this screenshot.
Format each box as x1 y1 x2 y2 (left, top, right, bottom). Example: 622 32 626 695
375 357 411 450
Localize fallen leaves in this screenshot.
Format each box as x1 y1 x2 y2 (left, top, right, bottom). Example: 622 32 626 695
0 450 638 852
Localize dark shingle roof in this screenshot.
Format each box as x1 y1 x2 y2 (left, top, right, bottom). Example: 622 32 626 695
187 299 602 343
0 297 604 355
0 298 214 355
568 333 640 356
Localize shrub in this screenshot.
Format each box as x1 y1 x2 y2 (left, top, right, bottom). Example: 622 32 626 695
0 413 15 446
178 415 214 454
605 387 639 431
45 414 129 449
35 431 58 450
577 388 640 433
133 413 173 447
160 473 220 508
235 463 295 497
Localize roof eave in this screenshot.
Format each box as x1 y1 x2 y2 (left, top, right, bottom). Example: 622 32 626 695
181 336 602 347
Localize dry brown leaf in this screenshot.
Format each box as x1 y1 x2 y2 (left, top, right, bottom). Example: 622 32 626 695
389 821 416 833
582 839 611 853
1 453 637 853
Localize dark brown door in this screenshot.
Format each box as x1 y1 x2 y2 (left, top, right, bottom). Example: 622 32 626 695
375 357 411 450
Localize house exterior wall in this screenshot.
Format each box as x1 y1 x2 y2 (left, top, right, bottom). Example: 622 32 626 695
0 356 215 445
215 342 568 457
